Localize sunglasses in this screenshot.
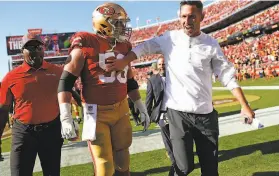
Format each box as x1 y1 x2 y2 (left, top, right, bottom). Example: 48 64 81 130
23 45 44 52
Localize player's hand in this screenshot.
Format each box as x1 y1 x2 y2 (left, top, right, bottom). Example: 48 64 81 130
241 104 255 124
134 99 151 132
59 103 79 140
140 111 151 132
105 57 129 72
61 118 79 140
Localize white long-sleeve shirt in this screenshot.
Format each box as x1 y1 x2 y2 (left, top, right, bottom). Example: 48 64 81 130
132 30 239 114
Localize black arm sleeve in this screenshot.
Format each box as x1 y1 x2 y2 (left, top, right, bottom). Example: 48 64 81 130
57 71 78 93
127 78 139 93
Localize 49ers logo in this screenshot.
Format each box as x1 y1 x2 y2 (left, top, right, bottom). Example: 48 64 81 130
98 6 115 15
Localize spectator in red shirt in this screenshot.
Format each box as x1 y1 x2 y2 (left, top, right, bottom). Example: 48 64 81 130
0 34 65 176
0 82 9 161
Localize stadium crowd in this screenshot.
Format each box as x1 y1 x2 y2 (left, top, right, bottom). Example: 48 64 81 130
201 0 253 27
211 4 279 39
223 31 279 81
130 0 253 43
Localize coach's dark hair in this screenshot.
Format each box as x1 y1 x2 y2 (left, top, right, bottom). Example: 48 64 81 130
180 0 203 12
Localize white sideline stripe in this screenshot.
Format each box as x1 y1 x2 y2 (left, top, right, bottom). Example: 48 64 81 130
218 107 279 125
213 86 279 90
140 86 279 90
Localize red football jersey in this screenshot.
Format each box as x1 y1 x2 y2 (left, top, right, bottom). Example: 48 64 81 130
69 32 133 105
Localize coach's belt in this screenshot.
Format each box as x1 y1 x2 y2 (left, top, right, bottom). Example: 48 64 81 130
15 117 59 132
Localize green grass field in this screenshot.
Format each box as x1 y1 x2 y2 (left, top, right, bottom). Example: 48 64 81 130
33 125 279 176
213 77 279 87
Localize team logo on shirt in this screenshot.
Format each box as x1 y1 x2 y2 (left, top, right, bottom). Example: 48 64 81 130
45 73 56 76
88 105 93 111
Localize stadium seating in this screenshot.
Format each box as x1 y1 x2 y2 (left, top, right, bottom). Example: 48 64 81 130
130 0 254 43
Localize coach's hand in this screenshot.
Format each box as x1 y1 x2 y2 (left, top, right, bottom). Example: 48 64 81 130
106 51 137 72
59 103 79 140
134 99 151 132
241 104 255 124
105 57 129 72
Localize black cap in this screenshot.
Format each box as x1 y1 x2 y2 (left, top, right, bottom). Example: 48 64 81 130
21 33 44 49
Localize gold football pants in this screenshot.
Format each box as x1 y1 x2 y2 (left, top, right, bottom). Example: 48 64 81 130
87 98 132 176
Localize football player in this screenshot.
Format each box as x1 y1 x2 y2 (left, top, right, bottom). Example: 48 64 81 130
57 3 150 176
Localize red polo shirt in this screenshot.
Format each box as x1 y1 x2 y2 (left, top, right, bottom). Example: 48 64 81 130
0 83 2 99
0 61 63 124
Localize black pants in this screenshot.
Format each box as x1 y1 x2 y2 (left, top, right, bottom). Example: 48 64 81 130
10 117 63 176
0 111 9 157
160 122 178 176
167 108 219 176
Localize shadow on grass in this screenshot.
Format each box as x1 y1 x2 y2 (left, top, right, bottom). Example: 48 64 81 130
61 128 162 150
193 140 279 170
218 139 279 162
252 171 279 176
131 166 171 175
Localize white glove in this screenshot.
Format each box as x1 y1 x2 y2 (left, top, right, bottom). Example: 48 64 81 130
134 99 151 132
59 103 79 139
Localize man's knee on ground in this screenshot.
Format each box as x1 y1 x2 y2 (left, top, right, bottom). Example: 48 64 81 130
113 148 130 172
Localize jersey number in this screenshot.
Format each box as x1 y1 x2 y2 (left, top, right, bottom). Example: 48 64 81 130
98 52 128 84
